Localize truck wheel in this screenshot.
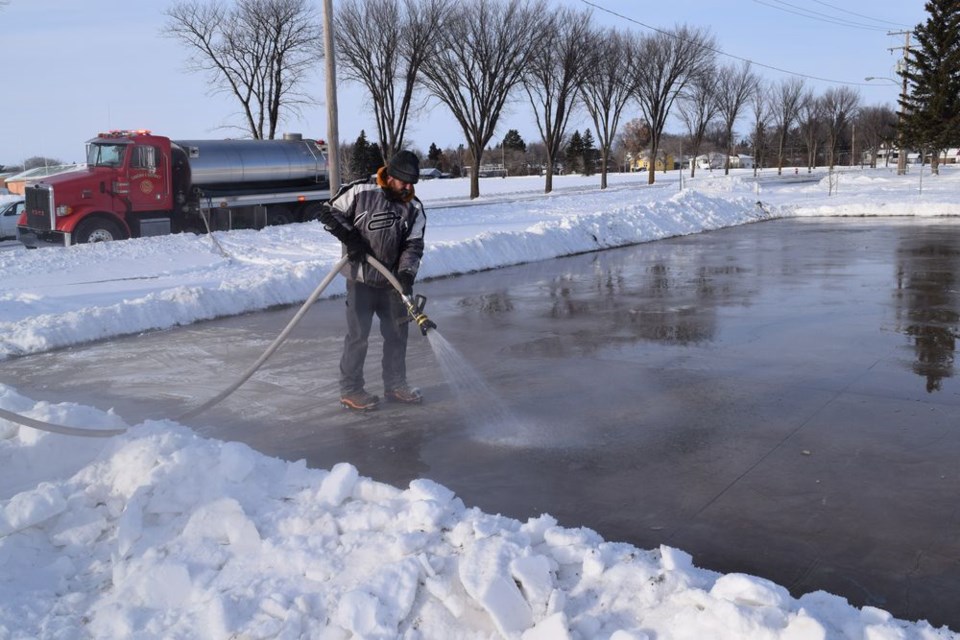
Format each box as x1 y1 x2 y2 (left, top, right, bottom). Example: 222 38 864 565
266 206 294 226
300 202 325 222
74 218 125 244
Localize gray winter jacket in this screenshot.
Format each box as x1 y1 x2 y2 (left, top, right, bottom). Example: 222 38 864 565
319 168 426 288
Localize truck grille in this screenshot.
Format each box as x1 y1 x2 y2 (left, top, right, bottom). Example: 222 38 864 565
24 185 54 231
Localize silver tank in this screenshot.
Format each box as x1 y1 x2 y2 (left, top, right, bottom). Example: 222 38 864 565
172 134 328 186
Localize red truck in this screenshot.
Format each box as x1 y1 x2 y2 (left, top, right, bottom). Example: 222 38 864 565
18 129 330 247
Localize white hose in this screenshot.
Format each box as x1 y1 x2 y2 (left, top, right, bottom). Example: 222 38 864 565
0 407 127 438
2 253 413 435
178 254 351 420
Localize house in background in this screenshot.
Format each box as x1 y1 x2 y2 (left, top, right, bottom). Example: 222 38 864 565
692 153 755 170
4 164 84 195
931 148 960 164
632 152 676 172
869 144 960 167
694 152 726 170
464 164 507 178
729 154 754 169
419 167 446 180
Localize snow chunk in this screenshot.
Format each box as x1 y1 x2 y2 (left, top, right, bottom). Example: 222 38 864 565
511 554 555 616
118 562 193 609
710 573 791 610
335 557 421 638
0 482 66 535
659 545 695 573
459 536 534 635
521 611 572 640
543 525 603 565
317 462 358 507
407 477 456 506
610 632 652 640
181 497 261 553
217 441 256 483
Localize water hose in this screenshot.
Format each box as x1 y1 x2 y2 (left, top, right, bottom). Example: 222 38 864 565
2 252 435 436
0 407 127 438
367 257 438 336
180 253 435 418
178 254 350 420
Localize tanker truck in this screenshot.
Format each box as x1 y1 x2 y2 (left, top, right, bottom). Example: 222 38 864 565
17 129 330 247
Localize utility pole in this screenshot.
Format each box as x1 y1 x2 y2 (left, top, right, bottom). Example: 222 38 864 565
322 0 341 192
889 30 912 176
850 122 856 167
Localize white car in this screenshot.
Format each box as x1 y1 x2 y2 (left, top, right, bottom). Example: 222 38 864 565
0 197 25 240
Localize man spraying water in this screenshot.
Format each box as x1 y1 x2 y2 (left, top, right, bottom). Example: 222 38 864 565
319 150 428 412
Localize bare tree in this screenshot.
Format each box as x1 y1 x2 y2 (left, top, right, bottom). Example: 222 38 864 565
335 0 452 163
749 81 769 176
632 25 716 185
418 0 549 199
164 0 322 139
580 27 636 189
522 6 592 193
23 157 65 170
714 61 760 175
858 104 898 167
677 68 720 178
769 78 805 175
822 86 860 169
799 91 825 172
619 119 652 164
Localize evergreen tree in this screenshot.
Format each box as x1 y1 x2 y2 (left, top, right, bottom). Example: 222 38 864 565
565 130 584 174
348 130 383 181
427 143 443 168
502 129 527 153
581 129 596 176
901 0 960 172
349 130 370 180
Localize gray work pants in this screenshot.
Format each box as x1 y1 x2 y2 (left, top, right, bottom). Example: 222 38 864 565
340 279 409 394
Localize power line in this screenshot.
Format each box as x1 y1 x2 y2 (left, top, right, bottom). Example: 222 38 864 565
577 0 892 87
809 0 912 28
753 0 900 32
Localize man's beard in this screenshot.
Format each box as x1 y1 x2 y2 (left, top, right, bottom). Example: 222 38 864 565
388 186 411 201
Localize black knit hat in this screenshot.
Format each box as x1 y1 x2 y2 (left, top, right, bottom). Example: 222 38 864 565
387 150 420 184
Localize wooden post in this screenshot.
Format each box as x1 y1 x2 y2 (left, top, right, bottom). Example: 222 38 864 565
322 0 341 192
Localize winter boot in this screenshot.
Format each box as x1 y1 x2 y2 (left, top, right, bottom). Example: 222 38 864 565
384 385 423 405
340 389 381 411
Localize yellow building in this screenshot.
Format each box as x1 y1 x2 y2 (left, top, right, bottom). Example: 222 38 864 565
4 165 82 195
631 153 675 172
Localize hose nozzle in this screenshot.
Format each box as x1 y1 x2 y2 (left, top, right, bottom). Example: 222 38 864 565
359 255 438 336
403 294 437 336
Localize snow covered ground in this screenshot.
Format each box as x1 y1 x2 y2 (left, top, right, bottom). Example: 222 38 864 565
1 167 959 638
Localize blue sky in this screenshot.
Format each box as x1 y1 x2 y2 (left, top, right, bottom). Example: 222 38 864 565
0 0 925 166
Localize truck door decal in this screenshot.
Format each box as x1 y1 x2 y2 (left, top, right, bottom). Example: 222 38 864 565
127 145 167 209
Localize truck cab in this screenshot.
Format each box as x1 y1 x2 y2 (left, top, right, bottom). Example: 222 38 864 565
18 129 329 247
19 130 176 246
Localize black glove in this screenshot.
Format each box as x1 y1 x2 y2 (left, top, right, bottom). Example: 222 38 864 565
344 230 371 262
397 271 415 295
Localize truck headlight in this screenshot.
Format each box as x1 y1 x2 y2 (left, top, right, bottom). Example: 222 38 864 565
56 205 73 216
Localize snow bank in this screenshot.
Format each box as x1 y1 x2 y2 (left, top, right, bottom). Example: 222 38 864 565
0 395 954 638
